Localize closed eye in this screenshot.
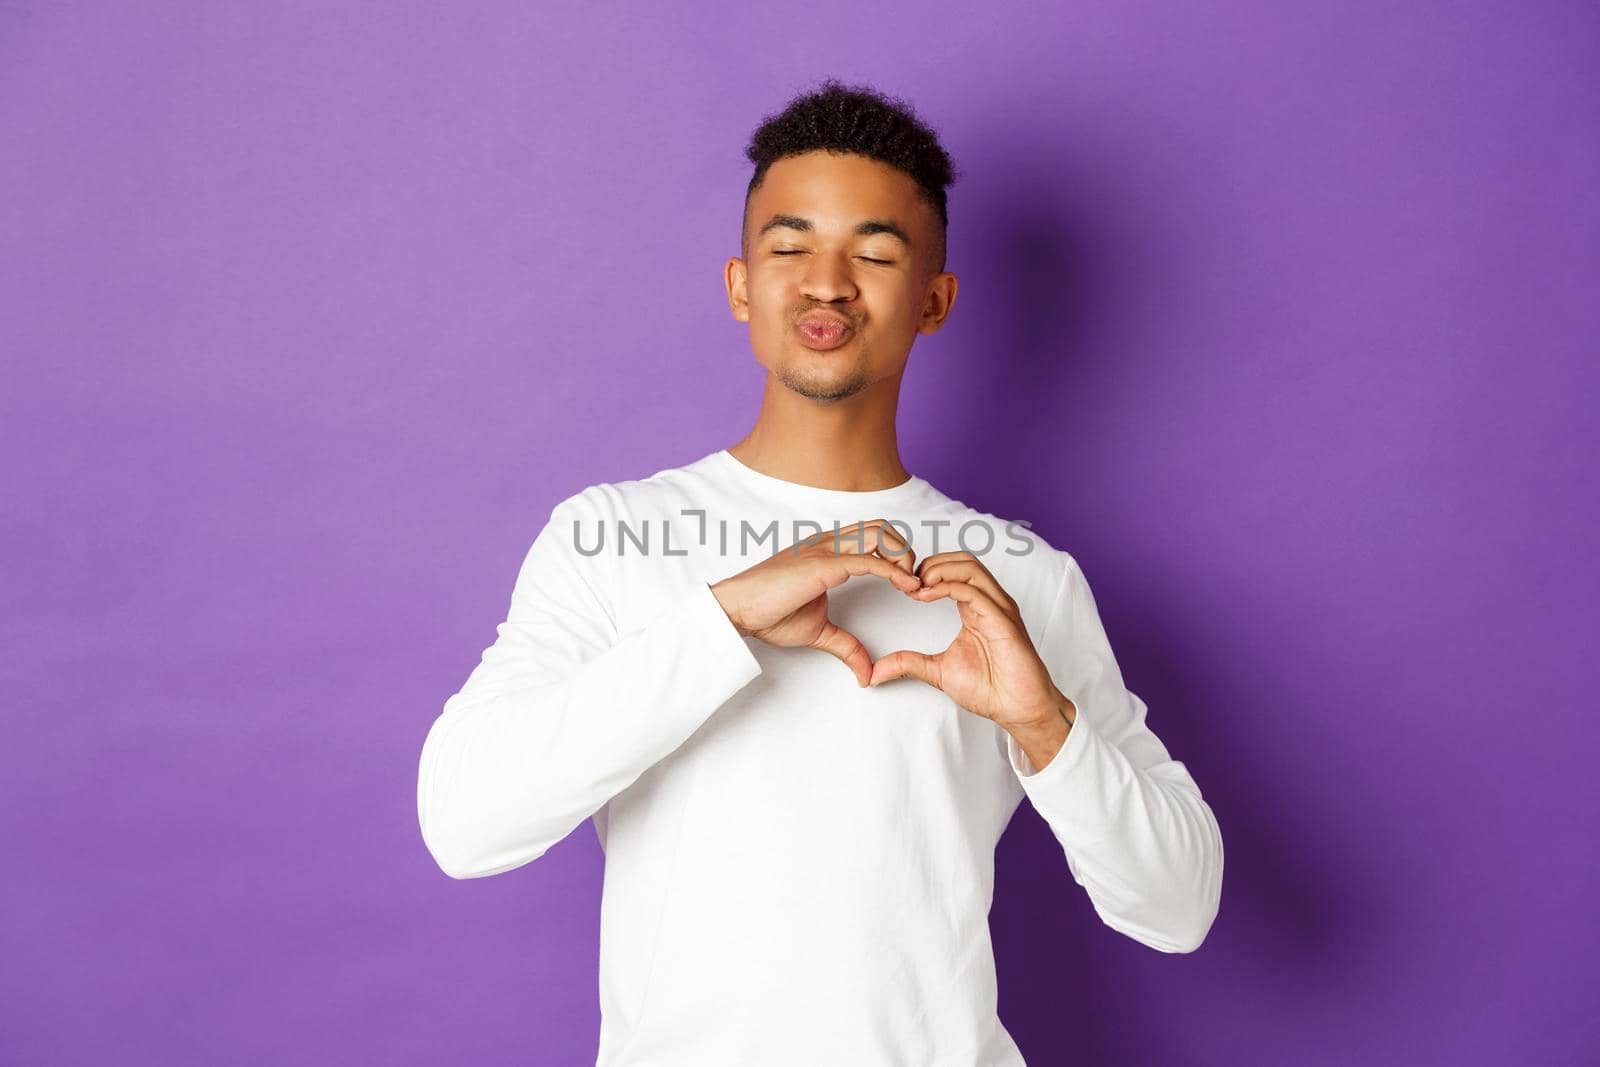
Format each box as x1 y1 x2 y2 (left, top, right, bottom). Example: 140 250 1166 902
772 250 893 264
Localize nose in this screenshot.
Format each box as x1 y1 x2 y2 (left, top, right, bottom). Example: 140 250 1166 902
799 250 859 304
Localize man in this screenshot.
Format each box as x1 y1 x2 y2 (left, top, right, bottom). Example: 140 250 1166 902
418 78 1223 1066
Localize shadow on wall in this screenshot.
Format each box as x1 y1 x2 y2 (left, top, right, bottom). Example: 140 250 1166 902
993 602 1388 1061
903 124 1137 515
960 131 1389 1060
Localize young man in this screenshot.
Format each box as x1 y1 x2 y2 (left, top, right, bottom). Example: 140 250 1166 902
418 78 1223 1066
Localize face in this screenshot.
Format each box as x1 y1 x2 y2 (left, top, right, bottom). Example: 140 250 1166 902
725 150 958 403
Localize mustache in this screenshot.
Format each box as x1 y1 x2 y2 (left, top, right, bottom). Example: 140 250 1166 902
791 307 860 327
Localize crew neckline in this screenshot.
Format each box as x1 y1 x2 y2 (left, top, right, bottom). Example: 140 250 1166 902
710 447 934 507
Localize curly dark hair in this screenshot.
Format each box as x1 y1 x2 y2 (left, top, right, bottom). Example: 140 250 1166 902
741 77 959 276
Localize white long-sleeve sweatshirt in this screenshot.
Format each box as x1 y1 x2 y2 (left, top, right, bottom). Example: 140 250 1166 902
417 447 1223 1066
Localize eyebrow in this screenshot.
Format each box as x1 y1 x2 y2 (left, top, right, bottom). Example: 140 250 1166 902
756 214 913 249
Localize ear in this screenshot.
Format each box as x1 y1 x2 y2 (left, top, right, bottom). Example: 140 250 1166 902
725 256 750 323
917 271 958 335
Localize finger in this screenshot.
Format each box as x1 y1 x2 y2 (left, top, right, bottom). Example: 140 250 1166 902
830 551 923 592
866 520 917 575
809 619 874 688
913 550 979 576
915 553 1009 608
912 561 1018 617
868 648 942 689
829 519 917 576
908 578 1012 626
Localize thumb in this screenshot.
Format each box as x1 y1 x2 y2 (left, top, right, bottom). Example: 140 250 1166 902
809 619 874 688
869 649 941 689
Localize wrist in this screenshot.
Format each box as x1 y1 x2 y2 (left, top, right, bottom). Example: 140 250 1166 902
709 581 751 637
1005 693 1076 774
1011 690 1076 732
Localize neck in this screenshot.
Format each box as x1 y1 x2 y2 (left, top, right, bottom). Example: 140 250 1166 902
726 373 910 491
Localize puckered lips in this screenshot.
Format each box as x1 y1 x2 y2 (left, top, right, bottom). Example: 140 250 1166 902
794 310 856 351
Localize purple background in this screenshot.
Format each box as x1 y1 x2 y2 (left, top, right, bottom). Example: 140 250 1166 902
3 3 1595 1064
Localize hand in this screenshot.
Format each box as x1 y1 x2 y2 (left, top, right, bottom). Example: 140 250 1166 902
867 551 1073 730
711 519 923 688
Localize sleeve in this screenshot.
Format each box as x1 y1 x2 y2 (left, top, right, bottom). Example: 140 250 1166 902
1004 552 1224 953
417 492 765 880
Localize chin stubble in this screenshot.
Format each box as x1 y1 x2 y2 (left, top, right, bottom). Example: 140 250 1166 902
777 359 872 402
